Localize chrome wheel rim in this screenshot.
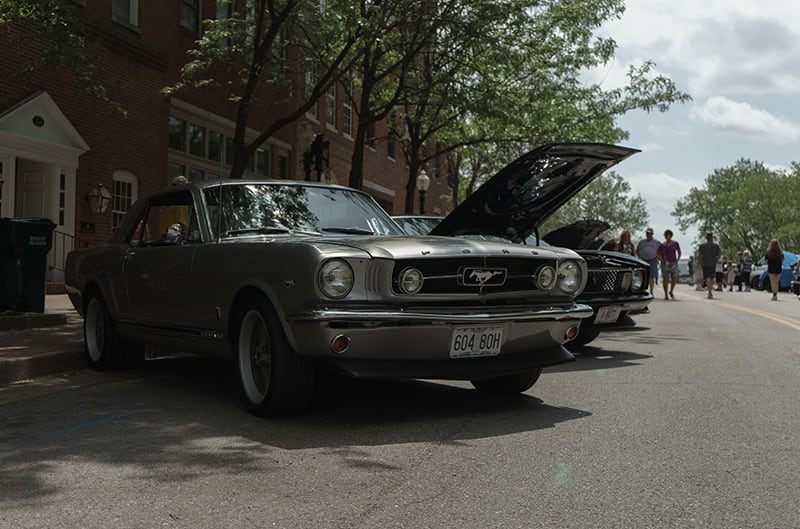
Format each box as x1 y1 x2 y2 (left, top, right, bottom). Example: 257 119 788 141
238 309 271 404
85 298 105 363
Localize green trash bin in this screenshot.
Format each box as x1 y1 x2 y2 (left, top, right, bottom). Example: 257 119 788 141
0 217 57 313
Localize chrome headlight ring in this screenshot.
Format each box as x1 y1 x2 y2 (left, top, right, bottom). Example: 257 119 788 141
536 265 557 290
557 260 583 295
631 269 645 290
398 267 424 294
319 259 354 299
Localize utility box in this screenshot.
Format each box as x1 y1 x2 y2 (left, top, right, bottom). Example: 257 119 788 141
0 217 57 313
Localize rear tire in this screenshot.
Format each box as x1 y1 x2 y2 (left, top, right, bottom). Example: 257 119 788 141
84 294 144 370
233 294 315 416
470 369 542 394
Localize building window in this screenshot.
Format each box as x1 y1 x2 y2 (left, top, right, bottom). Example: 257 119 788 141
112 0 139 27
278 153 288 179
342 81 353 137
325 84 337 129
387 136 395 160
256 147 269 177
112 171 138 231
305 68 318 120
169 116 187 151
181 0 200 32
58 174 66 226
208 130 223 162
366 122 375 148
189 123 206 157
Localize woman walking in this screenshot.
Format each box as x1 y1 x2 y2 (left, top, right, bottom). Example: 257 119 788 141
614 229 636 256
765 239 784 300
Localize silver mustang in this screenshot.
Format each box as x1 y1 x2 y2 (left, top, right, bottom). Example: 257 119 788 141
65 143 633 415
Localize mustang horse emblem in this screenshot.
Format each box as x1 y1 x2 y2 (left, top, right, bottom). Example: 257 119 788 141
467 269 505 286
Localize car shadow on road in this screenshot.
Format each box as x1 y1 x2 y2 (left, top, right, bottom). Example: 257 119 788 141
0 356 592 504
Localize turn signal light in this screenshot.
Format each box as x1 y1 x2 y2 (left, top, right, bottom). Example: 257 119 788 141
331 334 351 354
564 326 580 341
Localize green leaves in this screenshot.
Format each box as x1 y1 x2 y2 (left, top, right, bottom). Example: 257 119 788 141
672 160 800 255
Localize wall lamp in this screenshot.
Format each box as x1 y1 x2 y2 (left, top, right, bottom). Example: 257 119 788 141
87 183 112 213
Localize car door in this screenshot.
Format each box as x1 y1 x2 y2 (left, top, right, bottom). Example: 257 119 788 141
121 191 200 330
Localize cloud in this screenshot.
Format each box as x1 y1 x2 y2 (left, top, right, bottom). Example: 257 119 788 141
689 97 800 143
601 1 800 97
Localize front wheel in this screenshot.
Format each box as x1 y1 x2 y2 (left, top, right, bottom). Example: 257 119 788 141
84 294 144 370
234 295 315 416
470 369 542 394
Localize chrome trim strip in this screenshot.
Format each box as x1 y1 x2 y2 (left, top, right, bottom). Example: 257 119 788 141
289 303 594 323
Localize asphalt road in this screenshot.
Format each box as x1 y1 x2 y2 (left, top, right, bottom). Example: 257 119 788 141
1 284 799 529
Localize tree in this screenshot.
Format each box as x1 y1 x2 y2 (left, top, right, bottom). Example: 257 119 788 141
672 159 800 256
393 0 691 212
166 0 371 179
0 0 123 114
538 171 649 235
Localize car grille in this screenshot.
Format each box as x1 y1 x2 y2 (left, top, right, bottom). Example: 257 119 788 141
583 268 645 295
392 257 557 295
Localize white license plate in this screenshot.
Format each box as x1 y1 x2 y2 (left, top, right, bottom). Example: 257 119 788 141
449 325 504 358
595 307 621 324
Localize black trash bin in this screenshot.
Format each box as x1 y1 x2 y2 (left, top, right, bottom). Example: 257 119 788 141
0 217 57 313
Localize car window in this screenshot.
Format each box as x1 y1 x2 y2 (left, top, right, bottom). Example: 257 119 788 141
128 191 200 246
203 183 404 239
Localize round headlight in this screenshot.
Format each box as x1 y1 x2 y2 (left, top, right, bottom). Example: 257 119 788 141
558 260 582 294
319 259 354 299
632 270 644 290
536 265 557 290
398 267 424 294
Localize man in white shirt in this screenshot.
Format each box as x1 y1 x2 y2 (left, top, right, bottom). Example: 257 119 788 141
636 228 661 295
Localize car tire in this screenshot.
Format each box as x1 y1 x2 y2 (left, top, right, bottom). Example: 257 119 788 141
233 294 316 416
84 294 144 370
470 369 542 394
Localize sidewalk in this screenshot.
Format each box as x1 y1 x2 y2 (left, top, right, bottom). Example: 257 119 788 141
0 294 85 386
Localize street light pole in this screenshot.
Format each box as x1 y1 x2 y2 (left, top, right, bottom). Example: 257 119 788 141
416 169 430 215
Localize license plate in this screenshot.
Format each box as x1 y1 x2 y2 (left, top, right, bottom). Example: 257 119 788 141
595 307 621 324
449 325 504 358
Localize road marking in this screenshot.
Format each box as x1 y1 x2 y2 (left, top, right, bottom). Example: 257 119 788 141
35 411 137 441
686 291 800 331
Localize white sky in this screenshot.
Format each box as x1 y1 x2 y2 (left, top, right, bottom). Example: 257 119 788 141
594 0 800 250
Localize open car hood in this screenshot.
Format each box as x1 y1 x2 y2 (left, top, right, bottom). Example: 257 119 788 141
430 143 639 241
542 219 611 250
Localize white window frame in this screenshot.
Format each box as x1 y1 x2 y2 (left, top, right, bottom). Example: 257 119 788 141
112 170 138 231
112 0 139 27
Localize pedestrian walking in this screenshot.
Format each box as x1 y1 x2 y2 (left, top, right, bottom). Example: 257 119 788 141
658 230 681 299
636 228 661 295
765 239 784 300
697 231 721 299
614 229 636 256
740 250 753 292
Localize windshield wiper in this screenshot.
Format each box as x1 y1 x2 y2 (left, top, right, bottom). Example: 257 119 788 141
321 227 375 235
226 227 290 236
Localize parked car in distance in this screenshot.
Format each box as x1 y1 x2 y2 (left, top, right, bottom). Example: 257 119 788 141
65 143 632 416
394 146 650 348
750 251 799 291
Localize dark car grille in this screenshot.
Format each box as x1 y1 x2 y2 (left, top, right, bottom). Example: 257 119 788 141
582 267 648 295
392 257 557 295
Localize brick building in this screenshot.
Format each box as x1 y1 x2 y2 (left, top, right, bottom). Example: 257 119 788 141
0 1 450 284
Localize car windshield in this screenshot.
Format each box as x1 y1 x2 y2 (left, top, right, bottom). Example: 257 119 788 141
203 183 403 239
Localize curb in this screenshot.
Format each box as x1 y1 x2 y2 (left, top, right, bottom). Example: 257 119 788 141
0 348 85 386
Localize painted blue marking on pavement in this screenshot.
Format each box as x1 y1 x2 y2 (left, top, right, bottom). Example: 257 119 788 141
35 411 137 441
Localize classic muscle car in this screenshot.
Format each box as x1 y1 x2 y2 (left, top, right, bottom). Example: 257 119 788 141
65 143 624 416
395 145 651 347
